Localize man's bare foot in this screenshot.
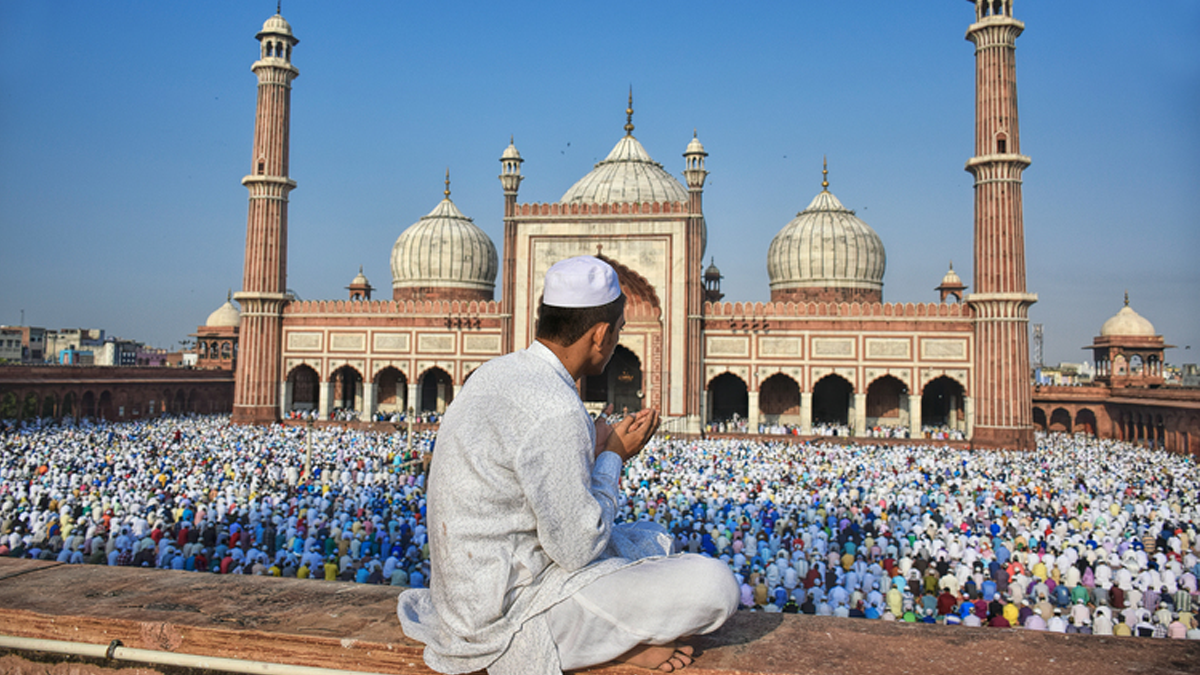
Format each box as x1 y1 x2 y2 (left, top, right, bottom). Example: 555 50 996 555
616 643 695 672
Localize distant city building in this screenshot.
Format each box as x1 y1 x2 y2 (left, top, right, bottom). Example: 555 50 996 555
44 329 105 363
0 327 22 363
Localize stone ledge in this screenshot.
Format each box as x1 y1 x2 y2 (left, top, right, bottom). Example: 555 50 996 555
1 560 1197 675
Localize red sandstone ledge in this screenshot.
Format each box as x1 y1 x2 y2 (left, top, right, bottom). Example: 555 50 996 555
0 559 1196 675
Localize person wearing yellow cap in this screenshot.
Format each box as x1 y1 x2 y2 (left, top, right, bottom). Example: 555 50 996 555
398 256 738 675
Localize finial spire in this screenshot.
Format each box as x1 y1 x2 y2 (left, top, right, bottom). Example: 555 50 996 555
1124 290 1129 306
949 260 954 272
227 288 232 302
358 265 363 273
821 156 829 191
444 168 451 199
277 0 282 15
624 87 635 137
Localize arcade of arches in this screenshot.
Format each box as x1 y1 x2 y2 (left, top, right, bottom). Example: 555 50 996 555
0 366 233 422
703 371 968 438
282 364 457 417
1031 393 1199 456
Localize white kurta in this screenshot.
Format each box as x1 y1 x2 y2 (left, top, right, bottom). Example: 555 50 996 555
397 341 671 675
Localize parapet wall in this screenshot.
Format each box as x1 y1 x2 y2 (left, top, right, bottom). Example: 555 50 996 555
515 200 687 217
705 300 969 319
285 299 502 317
1 560 1195 675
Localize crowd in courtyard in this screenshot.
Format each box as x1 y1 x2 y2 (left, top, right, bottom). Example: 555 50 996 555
0 414 1197 639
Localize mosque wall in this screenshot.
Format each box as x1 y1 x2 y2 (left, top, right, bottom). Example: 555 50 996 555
0 366 233 421
1033 385 1200 456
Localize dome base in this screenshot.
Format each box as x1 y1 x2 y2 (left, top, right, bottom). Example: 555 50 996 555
771 287 881 305
393 286 493 303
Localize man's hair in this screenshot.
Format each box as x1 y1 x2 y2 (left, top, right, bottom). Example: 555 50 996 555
535 294 625 347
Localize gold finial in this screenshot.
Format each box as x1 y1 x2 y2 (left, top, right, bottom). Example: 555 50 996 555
624 87 635 136
693 129 698 139
1124 290 1129 306
821 156 829 190
444 168 451 199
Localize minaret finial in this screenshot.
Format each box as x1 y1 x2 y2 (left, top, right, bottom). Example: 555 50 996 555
510 134 514 145
624 87 635 136
949 260 954 272
1124 290 1129 306
444 168 451 199
821 156 829 191
277 0 282 15
227 288 232 302
359 264 363 274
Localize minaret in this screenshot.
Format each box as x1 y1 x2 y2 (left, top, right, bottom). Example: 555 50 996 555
499 137 523 354
682 128 708 425
232 10 299 424
964 0 1037 449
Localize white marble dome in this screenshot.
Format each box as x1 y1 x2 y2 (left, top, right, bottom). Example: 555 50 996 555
560 135 688 205
767 188 886 296
258 13 294 38
205 296 240 328
1100 302 1156 337
391 191 497 296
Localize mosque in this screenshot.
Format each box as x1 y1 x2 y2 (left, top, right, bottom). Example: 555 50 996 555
225 1 1040 449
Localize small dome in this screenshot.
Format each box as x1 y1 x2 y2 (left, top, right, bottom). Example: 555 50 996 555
705 260 722 280
391 193 497 296
258 13 294 39
501 140 522 161
940 264 963 288
685 133 706 156
767 188 886 297
560 135 688 205
206 296 240 328
349 267 370 287
1100 301 1156 337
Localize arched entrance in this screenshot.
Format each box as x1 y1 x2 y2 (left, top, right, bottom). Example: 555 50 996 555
1033 407 1047 431
41 395 56 418
61 392 75 418
81 391 96 418
375 367 407 413
419 367 453 413
0 392 17 419
330 365 362 411
1049 408 1072 433
708 372 748 425
866 376 906 427
288 365 318 410
98 391 114 420
583 345 643 413
812 375 852 427
759 374 800 424
21 393 39 419
921 376 965 431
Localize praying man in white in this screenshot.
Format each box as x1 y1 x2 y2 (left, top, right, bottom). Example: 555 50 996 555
399 255 738 675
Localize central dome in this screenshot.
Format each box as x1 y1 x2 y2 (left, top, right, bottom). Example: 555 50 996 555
391 178 497 302
767 181 886 304
560 135 688 205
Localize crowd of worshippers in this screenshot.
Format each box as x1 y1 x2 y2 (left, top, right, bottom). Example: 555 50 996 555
1 414 1198 638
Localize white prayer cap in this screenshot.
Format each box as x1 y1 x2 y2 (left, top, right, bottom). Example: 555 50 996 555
542 256 621 308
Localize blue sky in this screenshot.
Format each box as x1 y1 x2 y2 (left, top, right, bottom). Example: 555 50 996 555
1 1 1197 367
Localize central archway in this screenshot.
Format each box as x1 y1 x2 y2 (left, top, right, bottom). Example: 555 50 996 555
419 367 453 413
922 376 965 430
584 345 643 413
375 367 408 413
759 373 800 424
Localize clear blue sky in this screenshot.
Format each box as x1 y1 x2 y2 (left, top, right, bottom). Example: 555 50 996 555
2 1 1197 367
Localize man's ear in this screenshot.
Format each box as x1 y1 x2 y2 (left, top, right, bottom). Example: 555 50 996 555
589 321 611 354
